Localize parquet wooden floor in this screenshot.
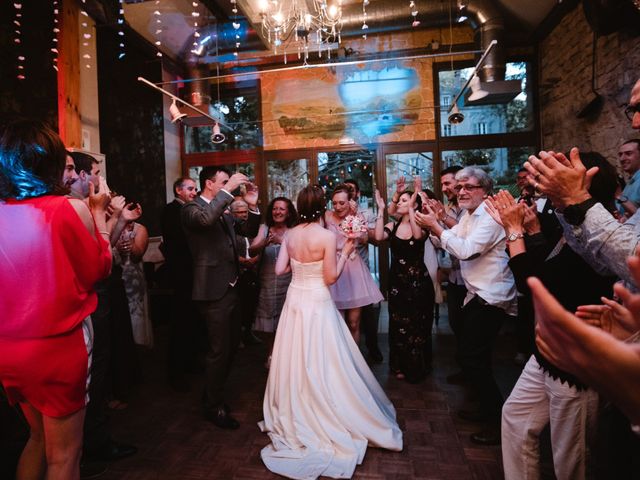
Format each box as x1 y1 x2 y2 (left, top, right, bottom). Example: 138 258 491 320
94 307 524 480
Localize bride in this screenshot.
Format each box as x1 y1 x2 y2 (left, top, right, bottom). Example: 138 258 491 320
259 185 403 480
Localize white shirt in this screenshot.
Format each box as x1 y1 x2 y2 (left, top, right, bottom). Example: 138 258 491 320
432 202 517 316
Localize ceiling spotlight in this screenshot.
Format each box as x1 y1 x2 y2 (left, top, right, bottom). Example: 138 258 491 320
210 123 225 143
467 75 489 102
169 99 187 123
448 104 464 124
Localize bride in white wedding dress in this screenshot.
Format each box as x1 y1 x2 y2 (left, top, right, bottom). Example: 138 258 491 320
259 185 403 480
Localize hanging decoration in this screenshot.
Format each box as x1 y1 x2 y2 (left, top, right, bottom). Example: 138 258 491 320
52 0 59 71
410 0 419 27
154 0 163 57
361 0 368 40
14 2 24 80
230 0 240 58
117 0 125 59
257 0 343 63
80 0 92 69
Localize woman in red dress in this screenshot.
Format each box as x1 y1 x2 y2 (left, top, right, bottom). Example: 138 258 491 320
0 120 112 479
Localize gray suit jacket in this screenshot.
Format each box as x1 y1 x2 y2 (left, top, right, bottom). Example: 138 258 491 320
181 191 260 301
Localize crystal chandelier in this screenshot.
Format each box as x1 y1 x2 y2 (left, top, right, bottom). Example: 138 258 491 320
257 0 343 62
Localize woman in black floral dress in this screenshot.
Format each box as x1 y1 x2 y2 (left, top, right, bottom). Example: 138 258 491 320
374 189 435 383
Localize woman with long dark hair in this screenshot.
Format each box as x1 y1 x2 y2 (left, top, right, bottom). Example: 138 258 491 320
0 120 112 479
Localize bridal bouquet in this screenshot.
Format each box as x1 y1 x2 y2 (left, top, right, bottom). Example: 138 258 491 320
338 214 367 239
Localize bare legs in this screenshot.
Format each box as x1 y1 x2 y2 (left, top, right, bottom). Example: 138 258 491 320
343 307 362 345
16 402 85 480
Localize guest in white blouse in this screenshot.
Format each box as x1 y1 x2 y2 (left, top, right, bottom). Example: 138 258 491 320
416 166 516 446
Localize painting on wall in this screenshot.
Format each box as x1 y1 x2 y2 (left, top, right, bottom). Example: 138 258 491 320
271 62 421 142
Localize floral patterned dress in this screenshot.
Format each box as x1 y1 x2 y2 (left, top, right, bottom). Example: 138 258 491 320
386 221 434 383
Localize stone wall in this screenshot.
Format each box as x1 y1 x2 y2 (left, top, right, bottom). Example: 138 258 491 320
539 4 640 163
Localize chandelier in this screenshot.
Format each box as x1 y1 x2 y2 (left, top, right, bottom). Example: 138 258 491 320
257 0 343 62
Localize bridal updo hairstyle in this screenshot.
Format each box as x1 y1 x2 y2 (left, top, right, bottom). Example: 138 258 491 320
296 184 326 223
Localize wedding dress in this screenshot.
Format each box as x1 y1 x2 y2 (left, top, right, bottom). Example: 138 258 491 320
259 259 403 480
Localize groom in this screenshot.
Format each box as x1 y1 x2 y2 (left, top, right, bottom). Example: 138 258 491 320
182 166 260 429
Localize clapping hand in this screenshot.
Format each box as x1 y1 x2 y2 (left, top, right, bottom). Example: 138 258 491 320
342 238 356 258
414 202 439 229
522 203 541 235
89 176 111 212
485 190 524 231
122 202 142 222
412 175 422 193
395 176 406 195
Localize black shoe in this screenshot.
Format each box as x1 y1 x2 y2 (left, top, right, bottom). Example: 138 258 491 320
80 461 108 479
470 427 501 446
446 371 467 385
85 441 138 463
368 348 383 363
457 409 490 423
242 332 263 345
204 407 240 430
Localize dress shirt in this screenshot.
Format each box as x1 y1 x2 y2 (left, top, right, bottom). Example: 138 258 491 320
432 202 517 315
557 202 640 290
444 203 465 286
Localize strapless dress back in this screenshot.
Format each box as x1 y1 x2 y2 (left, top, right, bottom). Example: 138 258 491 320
259 258 403 480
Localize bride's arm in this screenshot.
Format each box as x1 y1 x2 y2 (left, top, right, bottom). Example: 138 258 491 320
275 236 291 275
323 235 353 285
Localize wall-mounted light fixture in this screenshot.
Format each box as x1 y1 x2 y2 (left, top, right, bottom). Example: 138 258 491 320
446 39 497 124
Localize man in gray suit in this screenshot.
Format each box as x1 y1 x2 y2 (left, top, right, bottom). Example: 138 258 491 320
182 166 260 429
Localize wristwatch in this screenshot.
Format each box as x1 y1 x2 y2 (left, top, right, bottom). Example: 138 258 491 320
617 195 629 203
506 232 524 242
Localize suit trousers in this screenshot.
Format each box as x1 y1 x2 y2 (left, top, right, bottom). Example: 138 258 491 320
502 355 598 480
197 286 241 408
457 296 506 418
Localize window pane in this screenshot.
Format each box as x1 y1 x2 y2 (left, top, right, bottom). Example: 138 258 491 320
439 61 534 137
183 91 261 154
441 146 535 194
267 158 309 203
385 152 434 203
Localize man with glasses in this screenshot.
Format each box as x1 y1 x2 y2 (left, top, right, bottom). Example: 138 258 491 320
416 166 517 446
525 78 640 289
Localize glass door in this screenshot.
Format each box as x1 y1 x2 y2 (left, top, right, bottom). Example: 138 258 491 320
317 149 380 284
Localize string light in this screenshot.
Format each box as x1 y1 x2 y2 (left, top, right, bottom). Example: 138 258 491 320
362 0 369 40
154 0 162 57
14 2 24 80
190 1 200 56
117 0 125 59
80 1 92 69
230 0 240 59
52 0 59 71
410 0 419 27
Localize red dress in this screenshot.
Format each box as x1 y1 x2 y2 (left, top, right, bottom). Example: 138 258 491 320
0 195 111 417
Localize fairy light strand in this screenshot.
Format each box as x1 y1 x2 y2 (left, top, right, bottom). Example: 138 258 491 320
410 0 419 27
80 0 92 69
362 0 369 40
14 2 25 80
154 0 162 57
118 0 125 59
52 0 59 71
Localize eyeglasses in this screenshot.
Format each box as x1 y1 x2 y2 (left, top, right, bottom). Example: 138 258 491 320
624 104 640 121
453 184 484 193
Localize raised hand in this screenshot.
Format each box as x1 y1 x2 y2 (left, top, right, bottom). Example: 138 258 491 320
396 176 406 194
122 202 142 222
412 175 422 193
225 172 249 194
109 195 126 219
484 196 504 227
524 147 598 209
575 290 640 341
522 203 542 235
374 189 386 211
89 176 111 212
243 182 259 208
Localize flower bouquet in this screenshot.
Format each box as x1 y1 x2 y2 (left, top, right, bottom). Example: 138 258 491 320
338 215 367 260
339 214 367 239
